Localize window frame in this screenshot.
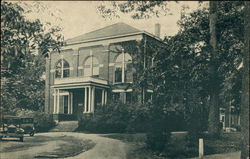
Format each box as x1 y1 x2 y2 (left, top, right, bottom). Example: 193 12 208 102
83 56 99 77
55 59 70 78
114 52 132 83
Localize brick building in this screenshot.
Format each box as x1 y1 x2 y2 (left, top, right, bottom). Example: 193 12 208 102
45 22 164 121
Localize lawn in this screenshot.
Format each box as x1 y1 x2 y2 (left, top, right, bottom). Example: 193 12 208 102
103 132 242 159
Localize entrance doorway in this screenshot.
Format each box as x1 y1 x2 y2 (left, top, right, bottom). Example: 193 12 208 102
72 89 85 120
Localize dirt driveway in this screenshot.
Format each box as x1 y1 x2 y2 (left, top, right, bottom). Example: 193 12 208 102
0 132 129 159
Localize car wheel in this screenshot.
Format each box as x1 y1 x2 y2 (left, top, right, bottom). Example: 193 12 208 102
20 137 24 142
29 132 34 136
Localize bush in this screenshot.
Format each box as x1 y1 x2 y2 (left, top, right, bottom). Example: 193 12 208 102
16 109 56 132
146 130 171 152
78 103 151 133
78 103 130 133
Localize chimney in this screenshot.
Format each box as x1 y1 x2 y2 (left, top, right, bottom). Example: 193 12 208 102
155 23 161 38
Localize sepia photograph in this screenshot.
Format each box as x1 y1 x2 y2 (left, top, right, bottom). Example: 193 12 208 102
0 1 249 159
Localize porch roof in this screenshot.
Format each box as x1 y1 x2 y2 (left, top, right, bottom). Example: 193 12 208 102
52 76 109 89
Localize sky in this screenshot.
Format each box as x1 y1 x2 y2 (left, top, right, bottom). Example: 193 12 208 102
20 1 207 40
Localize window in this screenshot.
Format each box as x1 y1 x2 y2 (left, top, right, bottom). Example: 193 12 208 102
125 92 133 104
145 92 153 102
84 56 99 77
55 59 70 78
114 53 132 83
115 67 122 82
59 95 69 114
63 95 69 114
113 93 121 103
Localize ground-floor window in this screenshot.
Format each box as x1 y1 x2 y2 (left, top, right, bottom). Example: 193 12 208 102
95 89 103 108
125 92 133 104
58 94 70 114
63 95 69 114
145 92 153 102
112 92 134 104
113 93 121 103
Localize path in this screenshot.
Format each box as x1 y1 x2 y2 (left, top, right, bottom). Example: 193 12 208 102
0 132 129 159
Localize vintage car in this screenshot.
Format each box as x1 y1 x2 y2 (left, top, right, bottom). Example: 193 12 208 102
20 117 35 136
0 115 24 142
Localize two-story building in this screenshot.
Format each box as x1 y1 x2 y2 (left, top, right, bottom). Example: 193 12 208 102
45 22 165 121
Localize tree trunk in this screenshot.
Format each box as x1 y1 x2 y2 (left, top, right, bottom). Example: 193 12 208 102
240 2 249 159
208 1 220 137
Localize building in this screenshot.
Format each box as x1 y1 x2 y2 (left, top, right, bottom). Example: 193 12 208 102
220 106 241 131
45 22 165 121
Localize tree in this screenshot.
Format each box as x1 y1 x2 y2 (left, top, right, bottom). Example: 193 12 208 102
98 0 246 131
97 1 170 19
207 1 220 137
97 1 248 154
240 2 249 159
1 2 63 113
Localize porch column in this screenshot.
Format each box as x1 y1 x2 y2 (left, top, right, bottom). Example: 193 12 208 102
122 49 125 83
69 92 73 114
53 89 57 114
56 89 60 114
68 92 70 114
101 89 105 105
104 90 107 105
92 87 95 112
88 86 91 113
84 87 87 113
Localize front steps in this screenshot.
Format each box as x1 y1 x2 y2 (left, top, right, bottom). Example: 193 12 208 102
50 121 78 132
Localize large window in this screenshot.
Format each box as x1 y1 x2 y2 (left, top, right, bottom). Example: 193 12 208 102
55 59 70 78
125 92 133 104
63 95 69 114
84 56 99 77
114 53 132 83
58 95 69 114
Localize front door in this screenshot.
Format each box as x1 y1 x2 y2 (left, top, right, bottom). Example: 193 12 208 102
73 89 85 120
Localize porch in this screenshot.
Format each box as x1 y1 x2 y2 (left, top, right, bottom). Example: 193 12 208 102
51 76 109 121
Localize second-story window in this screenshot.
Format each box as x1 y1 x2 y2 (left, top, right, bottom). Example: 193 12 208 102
84 56 99 77
55 59 70 78
114 53 132 83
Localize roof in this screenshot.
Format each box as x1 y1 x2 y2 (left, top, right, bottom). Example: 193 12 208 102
66 22 142 44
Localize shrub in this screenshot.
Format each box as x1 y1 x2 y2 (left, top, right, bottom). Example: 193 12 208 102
78 103 131 133
78 102 151 133
16 109 56 132
144 102 172 152
146 130 171 152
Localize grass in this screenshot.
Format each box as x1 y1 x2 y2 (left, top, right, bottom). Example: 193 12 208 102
204 132 241 155
0 135 57 152
103 133 167 159
104 132 242 159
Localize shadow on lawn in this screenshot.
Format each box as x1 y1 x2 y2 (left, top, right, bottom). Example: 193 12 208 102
103 132 242 159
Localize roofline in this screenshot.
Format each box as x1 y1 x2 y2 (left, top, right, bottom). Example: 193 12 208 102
65 31 166 46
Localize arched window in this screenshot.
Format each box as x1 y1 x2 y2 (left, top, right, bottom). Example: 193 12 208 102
114 53 132 83
55 59 70 78
84 56 99 77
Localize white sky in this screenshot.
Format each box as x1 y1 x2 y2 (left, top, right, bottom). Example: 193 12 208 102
20 1 206 40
